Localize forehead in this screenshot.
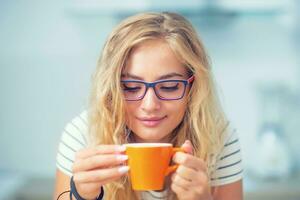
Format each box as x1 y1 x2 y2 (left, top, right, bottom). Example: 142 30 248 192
123 40 188 81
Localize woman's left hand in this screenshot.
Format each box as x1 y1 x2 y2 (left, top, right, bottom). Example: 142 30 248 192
171 140 213 200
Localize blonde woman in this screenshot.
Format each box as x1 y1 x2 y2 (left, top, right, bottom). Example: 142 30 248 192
54 12 243 200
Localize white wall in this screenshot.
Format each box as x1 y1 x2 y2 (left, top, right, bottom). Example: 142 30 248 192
0 0 116 176
196 14 300 169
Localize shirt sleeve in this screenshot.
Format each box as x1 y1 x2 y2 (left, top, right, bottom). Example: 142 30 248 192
56 111 88 177
210 127 243 186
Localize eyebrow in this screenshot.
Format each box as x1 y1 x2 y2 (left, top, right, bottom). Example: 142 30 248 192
121 72 184 80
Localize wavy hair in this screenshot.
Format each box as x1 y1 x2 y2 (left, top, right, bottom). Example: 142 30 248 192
88 12 228 200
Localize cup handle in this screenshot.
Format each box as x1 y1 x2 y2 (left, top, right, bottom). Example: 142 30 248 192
165 147 184 176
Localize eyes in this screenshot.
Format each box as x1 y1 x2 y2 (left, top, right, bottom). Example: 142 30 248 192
122 84 140 93
159 83 179 92
121 81 180 93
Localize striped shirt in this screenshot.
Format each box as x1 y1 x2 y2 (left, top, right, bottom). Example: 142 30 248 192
56 111 243 199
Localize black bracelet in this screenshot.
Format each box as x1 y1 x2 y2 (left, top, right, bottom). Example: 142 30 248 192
56 190 71 200
70 176 104 200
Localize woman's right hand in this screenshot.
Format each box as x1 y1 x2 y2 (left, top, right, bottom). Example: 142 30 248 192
72 145 129 199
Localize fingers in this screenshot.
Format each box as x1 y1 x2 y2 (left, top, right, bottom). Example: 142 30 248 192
73 145 128 172
171 181 187 194
173 151 206 171
176 165 195 182
174 165 208 185
71 145 129 199
73 154 128 172
74 165 130 183
76 174 123 194
75 145 126 159
74 171 127 200
175 140 206 171
171 172 190 190
171 166 209 200
171 142 211 199
181 140 193 154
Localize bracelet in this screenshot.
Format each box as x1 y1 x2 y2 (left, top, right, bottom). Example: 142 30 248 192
70 176 104 200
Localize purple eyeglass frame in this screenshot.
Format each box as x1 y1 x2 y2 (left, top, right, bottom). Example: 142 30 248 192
121 75 194 101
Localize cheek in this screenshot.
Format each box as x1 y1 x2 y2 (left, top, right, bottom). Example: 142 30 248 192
124 104 137 121
169 102 188 120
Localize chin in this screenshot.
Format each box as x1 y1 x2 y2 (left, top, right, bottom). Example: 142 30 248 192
134 130 170 143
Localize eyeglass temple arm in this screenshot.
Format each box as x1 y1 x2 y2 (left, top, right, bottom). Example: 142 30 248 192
187 75 194 83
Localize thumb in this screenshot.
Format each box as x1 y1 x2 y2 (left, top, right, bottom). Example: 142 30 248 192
181 140 193 155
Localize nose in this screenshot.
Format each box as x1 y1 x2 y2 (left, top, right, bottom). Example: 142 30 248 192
140 87 161 112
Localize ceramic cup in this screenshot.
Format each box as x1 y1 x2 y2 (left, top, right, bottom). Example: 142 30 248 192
125 143 182 190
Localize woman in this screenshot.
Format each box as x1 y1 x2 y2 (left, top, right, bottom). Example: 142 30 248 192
54 12 243 200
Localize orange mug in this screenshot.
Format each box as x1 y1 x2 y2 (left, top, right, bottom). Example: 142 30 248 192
125 143 182 190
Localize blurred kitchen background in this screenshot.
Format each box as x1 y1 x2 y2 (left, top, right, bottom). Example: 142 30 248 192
0 0 300 199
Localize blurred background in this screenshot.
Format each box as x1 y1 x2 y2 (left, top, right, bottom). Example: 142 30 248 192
0 0 300 199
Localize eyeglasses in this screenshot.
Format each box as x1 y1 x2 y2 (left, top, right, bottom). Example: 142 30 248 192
121 76 194 101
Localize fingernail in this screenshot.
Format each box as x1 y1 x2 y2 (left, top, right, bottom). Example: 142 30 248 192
115 145 126 152
116 155 128 161
118 166 130 174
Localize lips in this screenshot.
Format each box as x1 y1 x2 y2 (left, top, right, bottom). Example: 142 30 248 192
136 116 166 127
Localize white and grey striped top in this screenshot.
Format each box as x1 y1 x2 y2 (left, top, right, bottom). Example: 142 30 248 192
56 111 243 199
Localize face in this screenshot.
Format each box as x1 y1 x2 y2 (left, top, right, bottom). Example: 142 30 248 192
122 39 190 143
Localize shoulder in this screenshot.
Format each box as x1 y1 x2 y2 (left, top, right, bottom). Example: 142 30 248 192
63 110 89 145
210 125 243 186
222 125 240 151
56 111 89 176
